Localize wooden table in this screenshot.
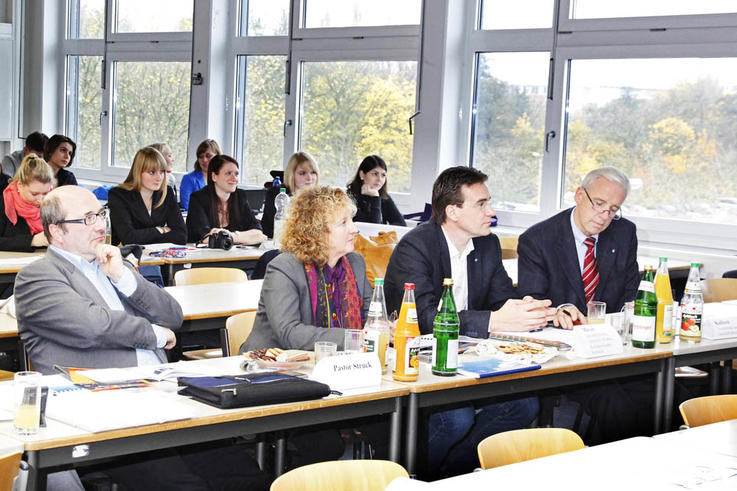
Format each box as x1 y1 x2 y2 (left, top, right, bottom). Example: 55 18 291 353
421 435 737 489
143 244 270 285
394 347 672 475
0 357 409 491
0 251 46 284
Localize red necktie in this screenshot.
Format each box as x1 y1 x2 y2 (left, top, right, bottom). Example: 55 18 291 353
582 237 599 304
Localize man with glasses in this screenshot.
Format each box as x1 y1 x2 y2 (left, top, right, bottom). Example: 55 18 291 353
14 186 268 489
518 166 639 319
517 166 644 445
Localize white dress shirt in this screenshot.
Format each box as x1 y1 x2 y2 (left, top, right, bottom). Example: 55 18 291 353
441 226 475 312
569 208 599 274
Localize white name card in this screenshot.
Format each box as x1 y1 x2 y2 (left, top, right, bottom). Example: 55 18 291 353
703 303 737 340
573 323 624 358
310 352 382 391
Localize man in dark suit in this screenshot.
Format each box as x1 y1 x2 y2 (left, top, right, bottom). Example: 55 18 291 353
517 166 648 445
385 166 558 479
518 166 639 316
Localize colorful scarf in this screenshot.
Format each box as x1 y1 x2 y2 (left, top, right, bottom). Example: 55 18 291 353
305 256 364 329
3 181 44 234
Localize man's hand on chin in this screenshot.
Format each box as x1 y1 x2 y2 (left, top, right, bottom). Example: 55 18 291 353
96 244 126 281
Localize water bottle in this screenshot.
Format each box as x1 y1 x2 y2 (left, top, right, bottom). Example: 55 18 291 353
273 187 290 248
363 278 390 373
680 262 703 343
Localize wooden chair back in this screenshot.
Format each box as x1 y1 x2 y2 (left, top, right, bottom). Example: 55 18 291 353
700 278 737 303
477 428 585 469
0 369 13 381
224 311 257 356
0 451 22 491
270 459 408 491
499 237 518 260
174 267 248 286
679 394 737 427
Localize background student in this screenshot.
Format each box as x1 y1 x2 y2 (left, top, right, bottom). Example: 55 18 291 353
2 131 48 177
347 155 406 226
149 142 178 201
179 138 221 210
44 134 78 187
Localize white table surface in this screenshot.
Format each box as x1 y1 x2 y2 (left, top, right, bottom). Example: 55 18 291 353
654 419 737 458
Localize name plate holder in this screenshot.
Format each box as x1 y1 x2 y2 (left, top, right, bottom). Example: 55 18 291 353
703 303 737 340
310 352 382 391
573 324 624 358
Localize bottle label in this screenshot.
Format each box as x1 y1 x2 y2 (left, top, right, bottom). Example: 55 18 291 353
363 329 379 353
386 347 397 372
684 281 701 293
446 339 458 369
632 314 656 342
638 281 655 294
404 336 420 375
406 308 417 324
681 311 702 336
368 302 383 317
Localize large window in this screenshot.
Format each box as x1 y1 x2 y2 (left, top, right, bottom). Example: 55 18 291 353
240 0 290 36
472 52 549 212
564 57 737 225
480 0 553 30
66 56 103 170
569 1 737 19
303 0 421 28
300 61 416 192
114 0 193 33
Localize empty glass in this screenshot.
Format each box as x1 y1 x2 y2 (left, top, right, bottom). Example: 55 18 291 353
587 301 606 324
314 341 337 364
343 329 364 354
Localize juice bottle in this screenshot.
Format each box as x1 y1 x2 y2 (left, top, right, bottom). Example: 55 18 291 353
654 257 674 343
392 283 421 382
363 278 390 373
680 262 703 343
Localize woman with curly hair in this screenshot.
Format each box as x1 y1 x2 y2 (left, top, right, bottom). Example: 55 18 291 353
241 185 373 352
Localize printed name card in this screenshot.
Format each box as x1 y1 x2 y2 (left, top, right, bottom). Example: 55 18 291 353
310 352 382 391
573 324 624 358
703 303 737 340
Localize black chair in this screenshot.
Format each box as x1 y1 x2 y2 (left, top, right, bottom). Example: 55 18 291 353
723 270 737 279
251 249 281 280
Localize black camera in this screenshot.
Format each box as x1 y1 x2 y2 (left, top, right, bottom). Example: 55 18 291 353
208 230 233 250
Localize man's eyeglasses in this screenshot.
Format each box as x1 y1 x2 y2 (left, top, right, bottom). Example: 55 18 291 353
583 188 622 220
57 209 108 226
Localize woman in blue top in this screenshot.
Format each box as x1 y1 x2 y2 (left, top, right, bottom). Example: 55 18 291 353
179 139 221 210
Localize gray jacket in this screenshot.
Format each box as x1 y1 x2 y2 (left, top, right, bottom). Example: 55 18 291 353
14 248 183 374
241 252 373 352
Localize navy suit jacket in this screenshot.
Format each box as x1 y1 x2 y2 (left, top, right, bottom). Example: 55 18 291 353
517 208 640 313
384 221 518 337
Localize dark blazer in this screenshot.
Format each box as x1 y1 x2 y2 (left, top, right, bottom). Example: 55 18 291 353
384 221 517 338
186 187 262 243
261 185 290 238
517 208 640 313
0 199 37 252
349 191 406 226
56 168 78 187
108 187 186 245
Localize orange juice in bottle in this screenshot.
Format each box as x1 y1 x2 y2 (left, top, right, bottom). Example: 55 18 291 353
654 257 674 343
392 283 421 382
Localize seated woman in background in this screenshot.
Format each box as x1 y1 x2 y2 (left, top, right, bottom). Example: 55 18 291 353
44 134 78 187
347 155 406 226
149 142 177 201
180 139 221 210
241 185 372 352
187 155 267 245
261 151 319 238
0 154 52 251
108 147 186 245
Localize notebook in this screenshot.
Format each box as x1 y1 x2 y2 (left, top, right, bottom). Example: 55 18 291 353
457 357 541 379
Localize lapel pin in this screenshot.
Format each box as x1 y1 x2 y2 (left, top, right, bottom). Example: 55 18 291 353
611 248 615 253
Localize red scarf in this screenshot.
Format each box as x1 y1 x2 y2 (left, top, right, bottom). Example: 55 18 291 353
3 182 44 234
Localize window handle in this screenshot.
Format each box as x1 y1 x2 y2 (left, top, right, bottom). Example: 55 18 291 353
545 130 556 152
283 119 293 137
99 110 108 126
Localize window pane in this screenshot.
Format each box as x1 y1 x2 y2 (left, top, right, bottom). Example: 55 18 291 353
301 61 416 192
304 0 421 28
472 52 549 212
241 0 289 36
112 61 191 170
66 56 103 170
235 56 286 186
69 0 105 39
115 0 193 33
481 0 553 30
565 58 737 224
571 0 737 19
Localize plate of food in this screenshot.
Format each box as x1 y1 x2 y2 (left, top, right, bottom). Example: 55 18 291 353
470 339 557 364
244 348 313 369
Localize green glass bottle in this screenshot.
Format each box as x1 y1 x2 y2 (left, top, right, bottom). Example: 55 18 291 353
432 278 460 376
632 266 657 349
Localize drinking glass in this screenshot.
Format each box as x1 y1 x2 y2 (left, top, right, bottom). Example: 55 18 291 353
609 312 627 345
14 371 42 435
621 301 634 345
314 341 337 364
587 301 606 324
343 329 364 354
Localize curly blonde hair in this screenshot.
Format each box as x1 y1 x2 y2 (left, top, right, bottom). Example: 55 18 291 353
281 186 357 267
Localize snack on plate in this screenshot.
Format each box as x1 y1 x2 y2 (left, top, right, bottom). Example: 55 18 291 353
496 343 545 355
246 348 311 363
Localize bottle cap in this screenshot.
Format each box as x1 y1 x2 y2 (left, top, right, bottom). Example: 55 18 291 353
659 256 668 262
374 278 384 286
442 278 454 286
280 187 286 192
404 283 415 290
690 262 699 267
